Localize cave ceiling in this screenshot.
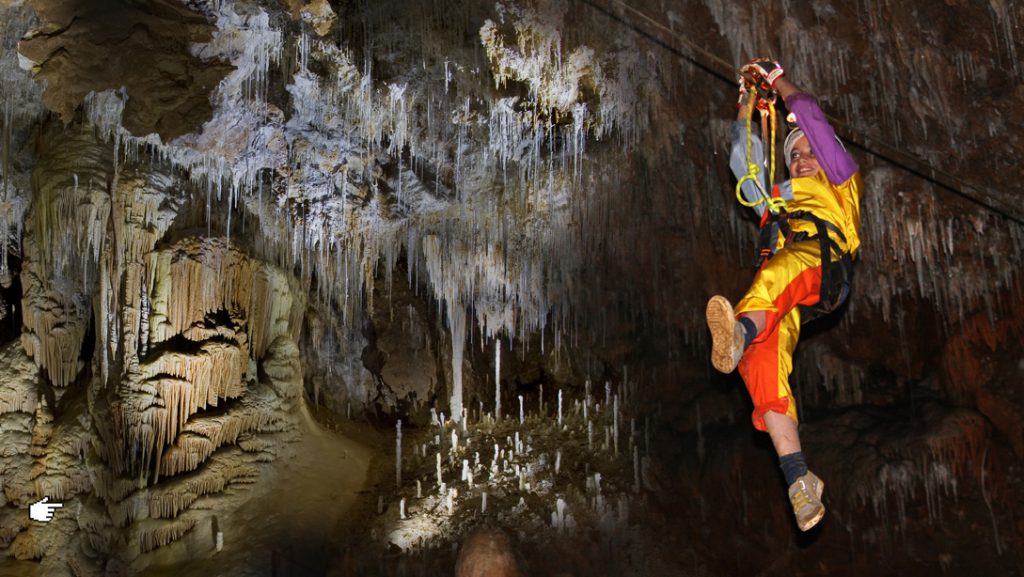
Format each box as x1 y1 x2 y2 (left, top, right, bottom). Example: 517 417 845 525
3 0 1020 353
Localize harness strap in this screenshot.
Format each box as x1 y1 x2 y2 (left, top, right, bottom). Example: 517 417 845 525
754 209 853 321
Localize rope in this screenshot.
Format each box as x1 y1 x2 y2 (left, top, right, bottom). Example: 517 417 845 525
735 92 770 208
574 0 1024 225
769 102 778 185
735 91 787 213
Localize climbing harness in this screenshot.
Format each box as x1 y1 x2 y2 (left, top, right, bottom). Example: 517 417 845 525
755 206 853 322
735 79 853 321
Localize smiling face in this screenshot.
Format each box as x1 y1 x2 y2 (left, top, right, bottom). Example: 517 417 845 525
788 135 821 178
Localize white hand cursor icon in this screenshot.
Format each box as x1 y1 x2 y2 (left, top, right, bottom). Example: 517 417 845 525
29 497 63 522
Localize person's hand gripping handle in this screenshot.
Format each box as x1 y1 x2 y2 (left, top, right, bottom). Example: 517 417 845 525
740 58 784 102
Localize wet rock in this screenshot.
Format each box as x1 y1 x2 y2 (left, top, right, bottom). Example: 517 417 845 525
455 526 523 577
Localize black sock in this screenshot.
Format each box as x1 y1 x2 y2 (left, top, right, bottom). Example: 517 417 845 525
738 317 758 350
779 452 808 486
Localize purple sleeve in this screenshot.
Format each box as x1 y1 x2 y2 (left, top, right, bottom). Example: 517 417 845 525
786 92 858 185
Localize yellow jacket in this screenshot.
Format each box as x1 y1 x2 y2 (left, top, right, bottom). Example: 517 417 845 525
782 170 862 256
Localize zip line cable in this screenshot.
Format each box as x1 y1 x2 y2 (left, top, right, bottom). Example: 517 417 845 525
574 0 1024 225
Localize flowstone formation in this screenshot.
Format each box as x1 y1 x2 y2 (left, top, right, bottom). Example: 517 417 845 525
9 116 310 573
0 0 1021 575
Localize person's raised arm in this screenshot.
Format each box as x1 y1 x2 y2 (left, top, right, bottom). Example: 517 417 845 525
774 76 858 185
730 84 768 218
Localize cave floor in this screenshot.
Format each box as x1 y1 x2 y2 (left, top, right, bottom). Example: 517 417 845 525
140 402 375 577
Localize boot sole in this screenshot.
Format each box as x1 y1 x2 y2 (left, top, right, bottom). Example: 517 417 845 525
797 478 826 531
706 295 739 373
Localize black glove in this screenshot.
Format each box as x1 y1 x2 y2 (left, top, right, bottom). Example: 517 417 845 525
740 58 784 99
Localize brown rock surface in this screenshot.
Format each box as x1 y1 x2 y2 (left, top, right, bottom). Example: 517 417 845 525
455 526 523 577
18 0 231 140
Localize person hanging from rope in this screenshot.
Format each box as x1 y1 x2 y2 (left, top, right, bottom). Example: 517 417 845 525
706 58 862 532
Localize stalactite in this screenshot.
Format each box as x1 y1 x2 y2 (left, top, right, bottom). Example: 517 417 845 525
19 119 111 388
851 167 1023 342
147 446 266 520
158 402 286 478
9 527 50 560
147 237 301 360
793 342 866 410
842 406 989 537
116 333 251 477
65 0 655 392
139 517 197 553
108 492 150 529
0 388 34 416
0 343 39 419
0 3 45 295
31 473 91 504
139 276 150 359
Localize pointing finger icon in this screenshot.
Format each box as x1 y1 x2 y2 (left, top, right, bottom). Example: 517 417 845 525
29 497 63 522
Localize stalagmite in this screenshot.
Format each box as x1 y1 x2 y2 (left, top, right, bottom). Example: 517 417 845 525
644 417 650 457
449 306 466 424
633 445 640 493
613 394 620 457
396 419 403 487
436 452 442 488
495 338 501 420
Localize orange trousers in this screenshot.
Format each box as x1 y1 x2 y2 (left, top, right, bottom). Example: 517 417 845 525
735 241 824 432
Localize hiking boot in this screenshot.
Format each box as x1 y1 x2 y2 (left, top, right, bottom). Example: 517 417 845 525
706 295 744 373
788 471 825 531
